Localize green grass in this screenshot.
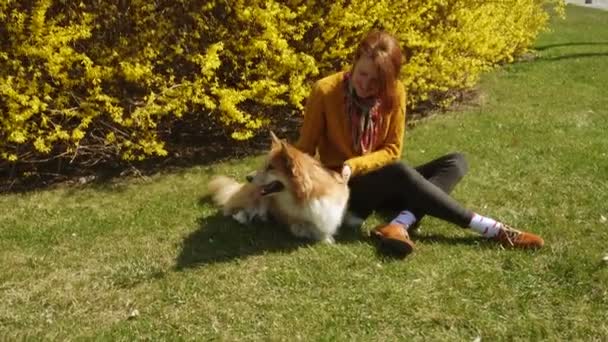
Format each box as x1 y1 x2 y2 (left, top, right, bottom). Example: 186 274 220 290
2 5 608 340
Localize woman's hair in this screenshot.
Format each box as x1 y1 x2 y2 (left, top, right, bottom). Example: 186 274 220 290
352 30 404 113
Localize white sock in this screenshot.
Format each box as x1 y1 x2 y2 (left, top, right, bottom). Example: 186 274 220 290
468 213 502 238
390 211 416 230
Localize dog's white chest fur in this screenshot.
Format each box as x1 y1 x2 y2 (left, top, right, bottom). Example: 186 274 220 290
274 191 348 243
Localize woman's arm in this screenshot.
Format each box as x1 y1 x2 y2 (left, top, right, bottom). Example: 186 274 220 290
344 82 406 176
295 81 326 156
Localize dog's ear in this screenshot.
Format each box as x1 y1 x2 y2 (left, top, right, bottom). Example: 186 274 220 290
270 130 281 149
280 143 313 200
279 141 293 170
279 140 289 153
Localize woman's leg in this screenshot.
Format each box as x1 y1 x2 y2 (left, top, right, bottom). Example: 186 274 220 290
407 152 469 226
348 153 544 257
414 152 468 195
348 155 471 258
348 156 473 227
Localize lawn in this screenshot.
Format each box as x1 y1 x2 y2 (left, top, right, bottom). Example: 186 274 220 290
1 5 607 340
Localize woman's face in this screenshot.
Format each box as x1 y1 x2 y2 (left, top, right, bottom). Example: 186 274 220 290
351 55 380 99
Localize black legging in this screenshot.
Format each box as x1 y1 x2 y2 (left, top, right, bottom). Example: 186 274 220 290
347 153 474 227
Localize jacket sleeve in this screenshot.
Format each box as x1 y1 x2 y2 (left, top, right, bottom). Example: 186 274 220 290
344 83 406 176
295 81 325 157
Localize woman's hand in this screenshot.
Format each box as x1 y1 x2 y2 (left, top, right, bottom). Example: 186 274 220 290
341 164 352 183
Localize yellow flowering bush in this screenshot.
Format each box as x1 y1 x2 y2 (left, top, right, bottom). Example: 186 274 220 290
0 0 564 167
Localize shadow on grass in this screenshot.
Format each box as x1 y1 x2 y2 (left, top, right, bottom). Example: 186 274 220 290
175 207 367 269
410 232 483 247
175 203 513 268
537 52 608 62
535 42 608 51
174 213 302 270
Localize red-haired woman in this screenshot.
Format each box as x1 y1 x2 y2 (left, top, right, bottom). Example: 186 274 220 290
295 30 544 257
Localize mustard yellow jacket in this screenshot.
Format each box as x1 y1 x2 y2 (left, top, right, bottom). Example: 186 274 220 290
295 71 406 177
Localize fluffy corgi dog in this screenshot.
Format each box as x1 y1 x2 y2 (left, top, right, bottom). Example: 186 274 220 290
207 132 350 243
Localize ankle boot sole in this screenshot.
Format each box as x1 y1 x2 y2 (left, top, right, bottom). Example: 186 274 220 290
371 233 414 258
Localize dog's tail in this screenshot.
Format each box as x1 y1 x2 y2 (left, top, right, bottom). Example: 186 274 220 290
207 175 244 206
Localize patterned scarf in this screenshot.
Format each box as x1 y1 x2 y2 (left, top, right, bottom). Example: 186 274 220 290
343 72 382 155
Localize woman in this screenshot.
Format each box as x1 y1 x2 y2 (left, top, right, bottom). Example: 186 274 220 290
295 30 544 257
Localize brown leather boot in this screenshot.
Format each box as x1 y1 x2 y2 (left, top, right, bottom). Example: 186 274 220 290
371 223 415 258
493 224 544 249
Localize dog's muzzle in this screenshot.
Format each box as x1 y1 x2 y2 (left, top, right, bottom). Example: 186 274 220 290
260 181 284 196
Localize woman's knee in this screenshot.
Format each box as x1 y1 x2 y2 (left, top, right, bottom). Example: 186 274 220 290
447 152 469 179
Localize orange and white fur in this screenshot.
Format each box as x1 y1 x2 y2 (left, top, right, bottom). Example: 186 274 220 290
207 132 350 243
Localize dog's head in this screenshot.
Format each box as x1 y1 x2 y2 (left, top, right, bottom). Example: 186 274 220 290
247 131 313 200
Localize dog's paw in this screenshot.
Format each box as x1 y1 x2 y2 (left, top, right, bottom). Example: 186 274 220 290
289 223 314 239
290 223 337 244
256 212 268 222
321 235 335 244
232 211 250 224
252 204 269 222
